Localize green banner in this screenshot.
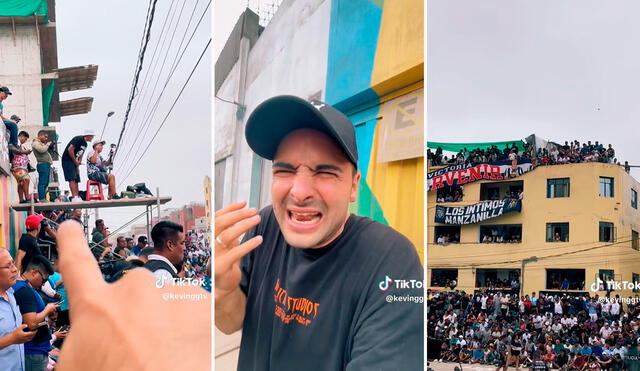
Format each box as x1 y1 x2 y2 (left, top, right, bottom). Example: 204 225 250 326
41 80 55 126
427 140 526 153
0 0 48 18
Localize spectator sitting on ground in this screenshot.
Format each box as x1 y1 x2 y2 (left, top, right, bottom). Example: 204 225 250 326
114 236 129 259
86 140 120 200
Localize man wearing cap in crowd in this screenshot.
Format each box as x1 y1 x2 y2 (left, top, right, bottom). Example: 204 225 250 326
86 139 119 200
215 95 423 370
0 248 37 370
131 236 147 256
61 129 95 202
0 86 21 154
12 255 59 371
31 130 54 203
15 215 45 274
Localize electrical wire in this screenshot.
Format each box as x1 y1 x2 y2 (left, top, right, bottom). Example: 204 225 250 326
113 0 159 163
117 0 210 178
117 38 211 187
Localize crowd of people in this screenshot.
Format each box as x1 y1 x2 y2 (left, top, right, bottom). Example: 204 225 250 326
427 140 630 172
0 205 211 369
183 231 211 281
0 85 132 204
428 290 640 370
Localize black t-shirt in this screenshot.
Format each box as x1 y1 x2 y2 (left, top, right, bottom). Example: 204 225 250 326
19 234 41 270
237 206 424 371
62 135 87 163
13 286 50 343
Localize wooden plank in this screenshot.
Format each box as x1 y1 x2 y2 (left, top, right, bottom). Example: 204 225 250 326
11 196 172 212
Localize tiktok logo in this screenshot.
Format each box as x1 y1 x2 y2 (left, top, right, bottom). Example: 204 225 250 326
590 277 603 292
379 275 393 291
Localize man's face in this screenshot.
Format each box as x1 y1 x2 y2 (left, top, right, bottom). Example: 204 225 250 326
18 135 27 144
169 232 186 264
95 143 104 152
0 91 7 100
73 210 81 219
0 250 18 289
271 129 359 249
127 240 134 248
29 268 48 290
39 133 48 142
84 135 94 142
117 237 126 248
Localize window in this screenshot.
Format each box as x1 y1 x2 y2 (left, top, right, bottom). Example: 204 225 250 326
599 222 614 243
546 223 569 242
547 178 570 198
634 273 640 293
479 224 522 243
433 226 461 244
436 185 464 203
476 269 521 289
634 230 639 251
480 181 524 201
430 269 458 288
599 177 614 197
599 270 615 291
546 269 585 290
633 189 638 209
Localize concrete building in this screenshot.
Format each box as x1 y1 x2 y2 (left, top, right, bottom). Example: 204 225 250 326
215 0 423 368
427 161 640 298
0 0 95 254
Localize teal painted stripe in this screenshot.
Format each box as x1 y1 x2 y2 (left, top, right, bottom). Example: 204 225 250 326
325 0 383 107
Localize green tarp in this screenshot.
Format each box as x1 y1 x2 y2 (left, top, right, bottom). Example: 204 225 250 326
41 80 54 126
427 140 526 153
0 0 47 18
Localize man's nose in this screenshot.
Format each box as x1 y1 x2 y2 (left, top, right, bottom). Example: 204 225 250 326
288 172 315 204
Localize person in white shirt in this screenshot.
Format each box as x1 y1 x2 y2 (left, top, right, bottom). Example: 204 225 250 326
144 221 186 283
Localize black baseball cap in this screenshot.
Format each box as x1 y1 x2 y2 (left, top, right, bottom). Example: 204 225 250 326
245 95 358 168
0 86 12 95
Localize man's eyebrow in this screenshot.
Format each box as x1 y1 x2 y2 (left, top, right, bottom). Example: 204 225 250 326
273 162 296 170
272 162 343 172
314 164 342 172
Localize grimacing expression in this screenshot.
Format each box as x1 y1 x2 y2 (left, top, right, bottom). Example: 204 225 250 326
271 128 359 249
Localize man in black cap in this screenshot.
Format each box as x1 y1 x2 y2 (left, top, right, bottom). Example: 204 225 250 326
0 86 20 153
12 255 59 371
215 96 423 370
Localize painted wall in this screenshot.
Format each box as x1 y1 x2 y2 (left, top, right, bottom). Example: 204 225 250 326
0 24 39 256
427 162 640 297
325 0 424 260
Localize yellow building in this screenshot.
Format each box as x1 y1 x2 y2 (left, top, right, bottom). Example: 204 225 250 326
427 162 640 297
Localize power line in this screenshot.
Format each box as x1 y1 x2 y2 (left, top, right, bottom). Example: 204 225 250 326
118 0 180 149
117 1 210 177
113 0 159 163
118 39 211 187
117 0 184 167
118 0 194 172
